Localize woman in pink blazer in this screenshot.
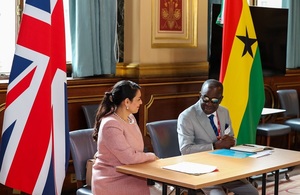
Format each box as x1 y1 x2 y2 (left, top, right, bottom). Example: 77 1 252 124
92 80 158 195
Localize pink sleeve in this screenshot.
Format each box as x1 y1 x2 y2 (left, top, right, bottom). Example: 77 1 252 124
102 121 157 164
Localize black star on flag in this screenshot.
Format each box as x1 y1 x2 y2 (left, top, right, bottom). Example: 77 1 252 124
236 27 257 58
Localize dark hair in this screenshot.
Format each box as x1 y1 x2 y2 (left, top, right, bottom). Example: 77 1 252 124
92 80 141 141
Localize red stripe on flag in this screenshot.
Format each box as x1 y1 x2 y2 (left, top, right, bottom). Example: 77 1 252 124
4 1 67 192
51 0 66 71
219 0 242 82
5 68 52 192
5 68 36 107
17 15 51 56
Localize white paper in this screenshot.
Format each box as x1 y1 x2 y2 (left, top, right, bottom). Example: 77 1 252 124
162 162 217 175
224 126 231 135
230 144 270 153
249 150 274 158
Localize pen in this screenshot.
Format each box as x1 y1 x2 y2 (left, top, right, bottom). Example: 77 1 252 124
243 144 255 147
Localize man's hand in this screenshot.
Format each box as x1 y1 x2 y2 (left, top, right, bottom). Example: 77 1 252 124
214 135 235 149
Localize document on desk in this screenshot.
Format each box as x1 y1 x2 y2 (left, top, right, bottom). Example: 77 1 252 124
162 162 217 175
249 150 274 158
211 149 254 158
230 144 273 153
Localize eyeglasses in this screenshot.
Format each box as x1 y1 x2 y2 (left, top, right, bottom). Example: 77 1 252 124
201 96 221 104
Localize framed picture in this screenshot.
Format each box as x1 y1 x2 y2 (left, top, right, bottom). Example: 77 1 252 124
151 0 198 48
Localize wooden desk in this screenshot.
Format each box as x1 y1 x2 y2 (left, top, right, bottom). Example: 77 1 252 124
117 148 300 195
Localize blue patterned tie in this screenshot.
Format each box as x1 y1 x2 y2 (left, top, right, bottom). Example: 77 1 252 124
208 114 218 136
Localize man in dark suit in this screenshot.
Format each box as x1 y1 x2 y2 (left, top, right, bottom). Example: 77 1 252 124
177 79 258 195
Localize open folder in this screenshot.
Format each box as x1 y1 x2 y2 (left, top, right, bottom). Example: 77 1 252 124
162 162 217 175
230 144 273 153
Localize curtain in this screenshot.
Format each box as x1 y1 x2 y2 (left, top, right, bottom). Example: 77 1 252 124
285 0 300 69
69 0 118 77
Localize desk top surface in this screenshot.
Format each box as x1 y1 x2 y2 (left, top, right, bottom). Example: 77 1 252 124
116 148 300 190
261 108 286 115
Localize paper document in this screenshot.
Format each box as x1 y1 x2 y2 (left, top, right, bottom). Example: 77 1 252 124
230 144 273 153
249 150 274 158
162 162 217 175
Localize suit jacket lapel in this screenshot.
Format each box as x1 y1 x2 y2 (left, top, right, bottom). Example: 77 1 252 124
194 101 217 140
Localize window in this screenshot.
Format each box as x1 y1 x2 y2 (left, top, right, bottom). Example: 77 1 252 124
0 1 18 74
256 0 283 8
63 0 72 64
248 0 283 7
0 0 72 75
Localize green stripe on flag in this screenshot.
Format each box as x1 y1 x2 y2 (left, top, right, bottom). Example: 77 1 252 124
236 47 265 144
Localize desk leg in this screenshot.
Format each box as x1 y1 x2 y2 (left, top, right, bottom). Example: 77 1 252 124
262 173 267 195
162 183 167 195
274 170 279 195
175 186 181 195
188 189 197 195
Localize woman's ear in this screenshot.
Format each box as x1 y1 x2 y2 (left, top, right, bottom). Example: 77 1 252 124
125 98 130 107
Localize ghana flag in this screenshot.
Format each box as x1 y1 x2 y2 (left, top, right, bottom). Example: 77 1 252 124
219 0 265 144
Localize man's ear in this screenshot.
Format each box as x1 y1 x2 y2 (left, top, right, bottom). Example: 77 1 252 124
219 96 224 103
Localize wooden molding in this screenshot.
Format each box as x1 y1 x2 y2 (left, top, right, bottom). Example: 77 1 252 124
116 62 209 78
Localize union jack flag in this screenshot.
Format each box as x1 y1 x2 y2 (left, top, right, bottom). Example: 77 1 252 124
0 0 69 194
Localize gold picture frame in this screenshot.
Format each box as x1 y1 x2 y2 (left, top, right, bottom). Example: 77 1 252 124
151 0 198 48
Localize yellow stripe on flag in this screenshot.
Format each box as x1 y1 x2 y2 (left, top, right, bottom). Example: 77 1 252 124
221 2 258 137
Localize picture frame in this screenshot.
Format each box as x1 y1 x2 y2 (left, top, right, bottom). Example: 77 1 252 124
151 0 198 48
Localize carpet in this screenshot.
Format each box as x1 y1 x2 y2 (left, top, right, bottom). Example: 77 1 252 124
258 174 300 195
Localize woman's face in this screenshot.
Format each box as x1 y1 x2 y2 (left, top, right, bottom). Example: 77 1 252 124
128 89 142 114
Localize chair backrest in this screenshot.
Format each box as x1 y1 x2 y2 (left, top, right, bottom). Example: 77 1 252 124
146 119 181 158
81 104 99 128
69 128 97 185
263 86 275 122
277 89 300 118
